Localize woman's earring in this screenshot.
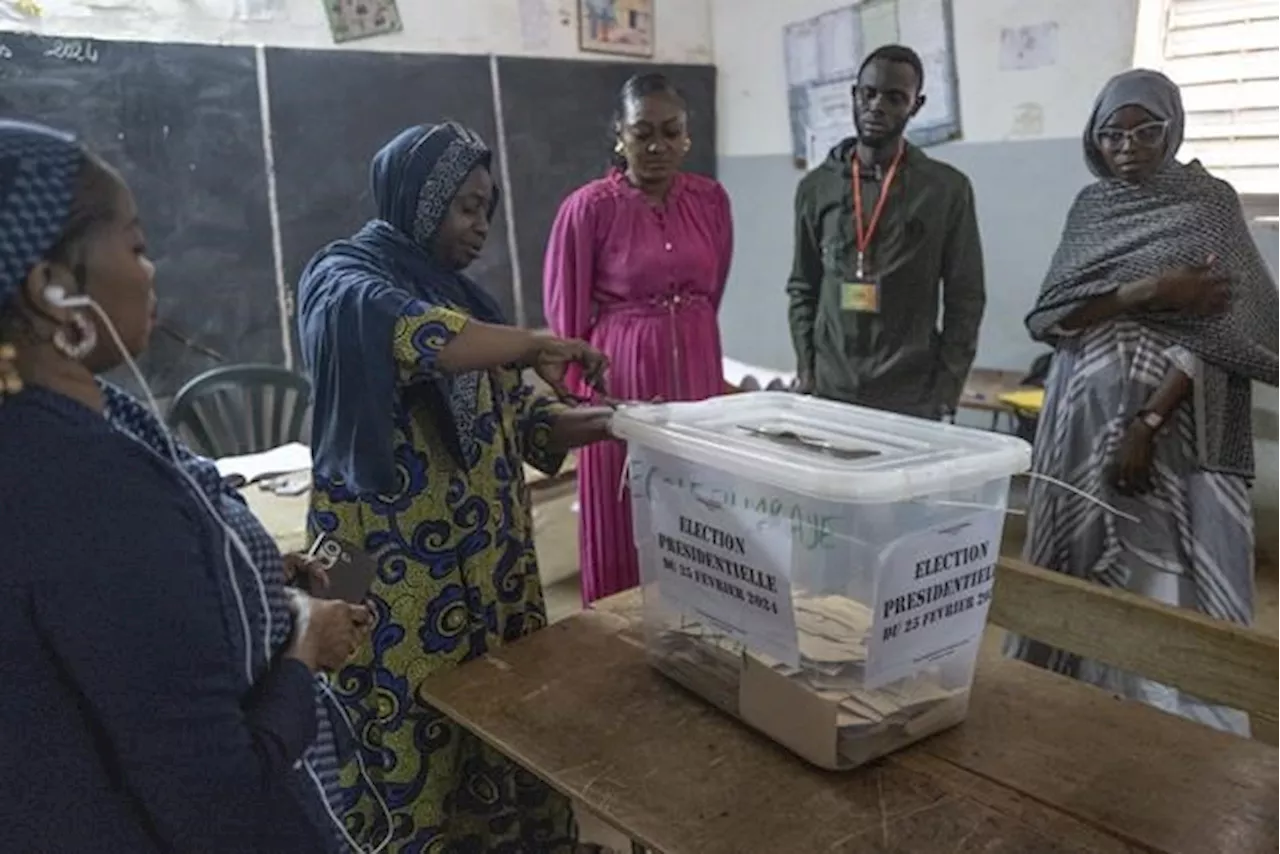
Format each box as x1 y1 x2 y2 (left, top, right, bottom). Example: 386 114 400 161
614 139 624 155
683 138 693 153
0 343 22 398
52 311 96 361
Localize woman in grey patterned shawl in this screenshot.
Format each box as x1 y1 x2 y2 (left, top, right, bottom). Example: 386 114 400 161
1009 69 1278 735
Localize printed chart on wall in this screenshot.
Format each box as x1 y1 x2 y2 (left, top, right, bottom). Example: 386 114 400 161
640 453 801 667
864 510 1003 689
325 0 402 44
783 0 960 166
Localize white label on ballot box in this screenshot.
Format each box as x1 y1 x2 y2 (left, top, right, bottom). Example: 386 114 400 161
864 510 1004 689
647 472 800 668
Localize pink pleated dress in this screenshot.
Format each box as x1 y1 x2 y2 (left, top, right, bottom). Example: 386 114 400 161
543 170 734 605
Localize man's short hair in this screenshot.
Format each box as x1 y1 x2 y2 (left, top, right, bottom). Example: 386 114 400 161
858 44 925 90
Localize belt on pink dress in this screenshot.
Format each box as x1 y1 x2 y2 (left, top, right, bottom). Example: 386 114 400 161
597 291 711 318
596 291 711 400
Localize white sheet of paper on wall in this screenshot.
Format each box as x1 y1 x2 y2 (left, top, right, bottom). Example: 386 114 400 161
897 0 955 130
519 0 552 51
784 20 821 88
999 22 1059 71
815 5 859 80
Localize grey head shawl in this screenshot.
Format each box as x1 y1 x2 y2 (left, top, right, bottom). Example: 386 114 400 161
1027 69 1279 478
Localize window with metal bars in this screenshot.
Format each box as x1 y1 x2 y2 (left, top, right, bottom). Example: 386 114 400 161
1136 0 1278 218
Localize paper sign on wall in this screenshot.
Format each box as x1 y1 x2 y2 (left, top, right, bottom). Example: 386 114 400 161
649 482 800 667
864 511 1004 689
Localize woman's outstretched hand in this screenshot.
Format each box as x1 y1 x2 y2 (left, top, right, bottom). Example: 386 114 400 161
527 332 610 402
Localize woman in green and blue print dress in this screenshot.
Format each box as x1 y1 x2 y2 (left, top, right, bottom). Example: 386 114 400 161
296 122 614 853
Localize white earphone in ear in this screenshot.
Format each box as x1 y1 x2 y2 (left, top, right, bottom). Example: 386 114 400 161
44 284 93 309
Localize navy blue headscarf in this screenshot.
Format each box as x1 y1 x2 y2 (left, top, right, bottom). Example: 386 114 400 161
0 120 83 306
297 122 505 496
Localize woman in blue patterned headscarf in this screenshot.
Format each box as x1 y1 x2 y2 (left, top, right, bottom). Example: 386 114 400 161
0 119 369 853
297 123 615 852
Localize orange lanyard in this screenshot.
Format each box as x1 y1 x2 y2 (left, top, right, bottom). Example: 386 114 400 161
851 142 905 279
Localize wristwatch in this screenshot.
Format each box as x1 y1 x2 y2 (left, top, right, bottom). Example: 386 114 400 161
1135 410 1165 432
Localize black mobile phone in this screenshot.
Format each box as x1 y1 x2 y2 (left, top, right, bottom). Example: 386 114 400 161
304 533 379 605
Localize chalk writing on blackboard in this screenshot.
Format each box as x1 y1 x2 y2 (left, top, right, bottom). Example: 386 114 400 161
42 38 99 64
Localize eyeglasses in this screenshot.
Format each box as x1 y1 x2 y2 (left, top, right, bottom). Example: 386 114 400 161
1096 120 1169 149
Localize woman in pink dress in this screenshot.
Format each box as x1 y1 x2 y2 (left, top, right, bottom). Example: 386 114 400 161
544 73 734 605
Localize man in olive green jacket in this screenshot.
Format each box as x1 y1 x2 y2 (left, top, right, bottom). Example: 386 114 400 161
788 44 985 419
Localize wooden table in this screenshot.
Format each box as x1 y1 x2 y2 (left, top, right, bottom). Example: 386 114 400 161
959 368 1028 431
239 459 577 556
419 589 1277 854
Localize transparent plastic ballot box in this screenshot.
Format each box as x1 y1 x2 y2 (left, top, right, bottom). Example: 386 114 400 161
611 392 1032 770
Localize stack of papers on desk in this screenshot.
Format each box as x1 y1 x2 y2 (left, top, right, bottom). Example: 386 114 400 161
216 443 312 486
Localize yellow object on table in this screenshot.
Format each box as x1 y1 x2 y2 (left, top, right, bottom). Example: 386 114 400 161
997 388 1045 415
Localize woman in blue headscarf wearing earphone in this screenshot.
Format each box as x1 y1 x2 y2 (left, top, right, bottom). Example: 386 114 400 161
297 123 616 852
0 119 373 853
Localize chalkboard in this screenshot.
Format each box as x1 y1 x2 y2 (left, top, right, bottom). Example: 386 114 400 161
497 58 718 329
0 34 279 396
265 48 514 347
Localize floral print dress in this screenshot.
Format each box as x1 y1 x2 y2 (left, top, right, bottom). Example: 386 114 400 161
310 305 577 853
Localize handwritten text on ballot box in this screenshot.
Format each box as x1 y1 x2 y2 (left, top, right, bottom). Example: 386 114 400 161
633 448 801 668
865 510 1005 689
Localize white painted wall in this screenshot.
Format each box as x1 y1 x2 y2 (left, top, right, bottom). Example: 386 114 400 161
2 0 714 63
952 0 1139 142
713 0 1139 156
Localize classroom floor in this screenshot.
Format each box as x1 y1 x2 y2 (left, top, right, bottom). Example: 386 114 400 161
530 476 1280 851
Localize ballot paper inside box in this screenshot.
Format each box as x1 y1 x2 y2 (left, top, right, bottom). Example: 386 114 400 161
612 392 1030 771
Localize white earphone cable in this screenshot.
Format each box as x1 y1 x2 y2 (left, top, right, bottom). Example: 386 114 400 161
313 676 395 854
65 293 273 680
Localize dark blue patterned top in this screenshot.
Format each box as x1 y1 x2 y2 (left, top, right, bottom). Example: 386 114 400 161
101 382 349 852
0 385 326 852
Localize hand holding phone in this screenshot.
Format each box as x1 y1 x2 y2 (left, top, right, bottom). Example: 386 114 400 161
285 591 372 672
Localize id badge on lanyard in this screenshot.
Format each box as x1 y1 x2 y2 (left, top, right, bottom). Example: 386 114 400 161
842 143 904 315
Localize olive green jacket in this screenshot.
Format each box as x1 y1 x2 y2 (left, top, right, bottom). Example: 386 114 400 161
787 138 985 418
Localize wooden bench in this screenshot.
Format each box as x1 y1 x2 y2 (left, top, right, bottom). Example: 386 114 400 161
991 556 1279 744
